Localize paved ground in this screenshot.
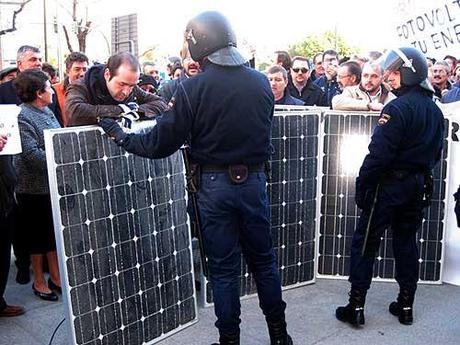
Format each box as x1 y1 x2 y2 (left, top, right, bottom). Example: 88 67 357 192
0 264 459 345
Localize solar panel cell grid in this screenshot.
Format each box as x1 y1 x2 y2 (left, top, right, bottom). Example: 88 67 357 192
45 126 197 345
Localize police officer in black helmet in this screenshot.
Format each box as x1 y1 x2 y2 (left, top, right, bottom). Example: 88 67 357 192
335 47 444 327
100 11 292 345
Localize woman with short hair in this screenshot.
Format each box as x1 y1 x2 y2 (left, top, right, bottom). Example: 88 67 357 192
14 69 61 301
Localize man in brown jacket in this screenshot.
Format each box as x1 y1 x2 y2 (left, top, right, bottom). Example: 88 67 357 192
54 52 89 127
66 52 167 126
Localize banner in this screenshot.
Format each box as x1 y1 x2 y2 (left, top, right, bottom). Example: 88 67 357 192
394 0 460 58
0 104 22 155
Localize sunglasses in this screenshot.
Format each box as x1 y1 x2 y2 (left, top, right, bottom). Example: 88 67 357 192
292 67 309 73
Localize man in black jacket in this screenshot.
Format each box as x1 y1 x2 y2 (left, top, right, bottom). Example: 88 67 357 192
0 135 25 317
267 65 304 105
287 56 326 106
0 45 62 124
0 45 62 284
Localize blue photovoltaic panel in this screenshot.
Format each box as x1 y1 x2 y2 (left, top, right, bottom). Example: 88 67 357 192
202 109 319 305
45 124 197 345
317 112 448 283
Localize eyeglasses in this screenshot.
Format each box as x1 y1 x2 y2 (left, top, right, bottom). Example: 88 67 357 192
292 67 309 73
337 74 351 79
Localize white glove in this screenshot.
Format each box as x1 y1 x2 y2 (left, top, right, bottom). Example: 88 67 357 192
118 103 140 129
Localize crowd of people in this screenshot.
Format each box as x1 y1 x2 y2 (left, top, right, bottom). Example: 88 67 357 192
0 10 451 344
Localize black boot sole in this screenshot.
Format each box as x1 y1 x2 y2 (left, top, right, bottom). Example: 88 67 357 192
389 302 413 325
336 307 365 326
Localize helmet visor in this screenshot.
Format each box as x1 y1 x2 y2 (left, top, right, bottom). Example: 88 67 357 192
381 48 417 73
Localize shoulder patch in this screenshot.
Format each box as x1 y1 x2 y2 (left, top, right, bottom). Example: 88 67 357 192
378 113 391 126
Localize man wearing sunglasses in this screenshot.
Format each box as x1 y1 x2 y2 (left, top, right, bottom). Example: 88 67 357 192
286 56 325 106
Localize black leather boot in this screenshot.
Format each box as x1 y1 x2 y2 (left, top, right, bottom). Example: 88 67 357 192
211 332 240 345
267 316 293 345
335 289 366 326
389 289 414 325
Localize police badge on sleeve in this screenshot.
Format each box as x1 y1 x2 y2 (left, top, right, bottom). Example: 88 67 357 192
378 113 391 126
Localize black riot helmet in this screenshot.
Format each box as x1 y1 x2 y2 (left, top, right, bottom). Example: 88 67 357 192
382 47 433 91
185 11 247 66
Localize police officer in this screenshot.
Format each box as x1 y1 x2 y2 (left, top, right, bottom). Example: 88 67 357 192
100 11 292 345
335 47 444 326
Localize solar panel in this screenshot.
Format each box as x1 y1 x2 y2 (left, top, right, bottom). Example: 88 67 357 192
317 111 448 283
45 124 197 345
201 109 320 306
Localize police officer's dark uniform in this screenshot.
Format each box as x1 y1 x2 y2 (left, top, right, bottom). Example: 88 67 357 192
335 47 444 326
100 11 292 345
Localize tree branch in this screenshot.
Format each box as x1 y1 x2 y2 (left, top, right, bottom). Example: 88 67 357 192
0 0 33 36
62 25 74 52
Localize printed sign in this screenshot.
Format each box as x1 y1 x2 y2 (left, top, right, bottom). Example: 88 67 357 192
0 105 22 155
394 0 460 58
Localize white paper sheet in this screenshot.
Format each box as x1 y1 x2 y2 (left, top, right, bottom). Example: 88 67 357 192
0 105 22 155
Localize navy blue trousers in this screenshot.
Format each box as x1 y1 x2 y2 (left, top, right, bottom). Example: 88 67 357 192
198 171 286 335
0 208 16 311
349 173 425 294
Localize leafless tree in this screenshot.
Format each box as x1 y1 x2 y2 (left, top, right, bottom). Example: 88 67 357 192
62 0 91 53
0 0 33 36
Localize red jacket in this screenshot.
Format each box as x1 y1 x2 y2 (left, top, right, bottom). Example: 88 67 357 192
53 78 69 126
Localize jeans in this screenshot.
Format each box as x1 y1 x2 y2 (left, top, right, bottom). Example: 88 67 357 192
198 171 286 335
349 173 425 294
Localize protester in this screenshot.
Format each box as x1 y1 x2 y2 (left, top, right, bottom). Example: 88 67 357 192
53 52 89 126
14 69 62 302
0 45 62 285
313 49 341 107
0 135 25 317
267 65 304 105
332 62 395 111
0 67 18 84
66 52 167 126
287 56 325 106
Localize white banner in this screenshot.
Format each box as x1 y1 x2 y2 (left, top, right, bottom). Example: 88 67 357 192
0 104 22 155
394 0 460 58
439 102 460 286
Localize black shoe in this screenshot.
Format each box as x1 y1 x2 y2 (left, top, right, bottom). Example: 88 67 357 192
267 316 293 345
32 284 58 302
48 278 62 294
389 289 414 325
336 289 366 326
270 334 293 345
16 268 30 285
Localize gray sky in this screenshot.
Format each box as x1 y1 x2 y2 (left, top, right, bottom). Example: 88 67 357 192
0 0 398 64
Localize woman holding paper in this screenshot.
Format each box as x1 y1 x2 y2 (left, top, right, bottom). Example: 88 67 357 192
13 70 61 301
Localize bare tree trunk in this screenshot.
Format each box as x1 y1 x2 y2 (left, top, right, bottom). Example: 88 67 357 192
0 0 33 36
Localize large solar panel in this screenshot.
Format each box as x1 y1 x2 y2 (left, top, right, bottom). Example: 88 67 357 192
317 111 448 283
201 109 320 305
45 123 197 345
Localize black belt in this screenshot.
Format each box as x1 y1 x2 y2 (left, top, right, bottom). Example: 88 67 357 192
385 169 424 179
200 163 265 172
